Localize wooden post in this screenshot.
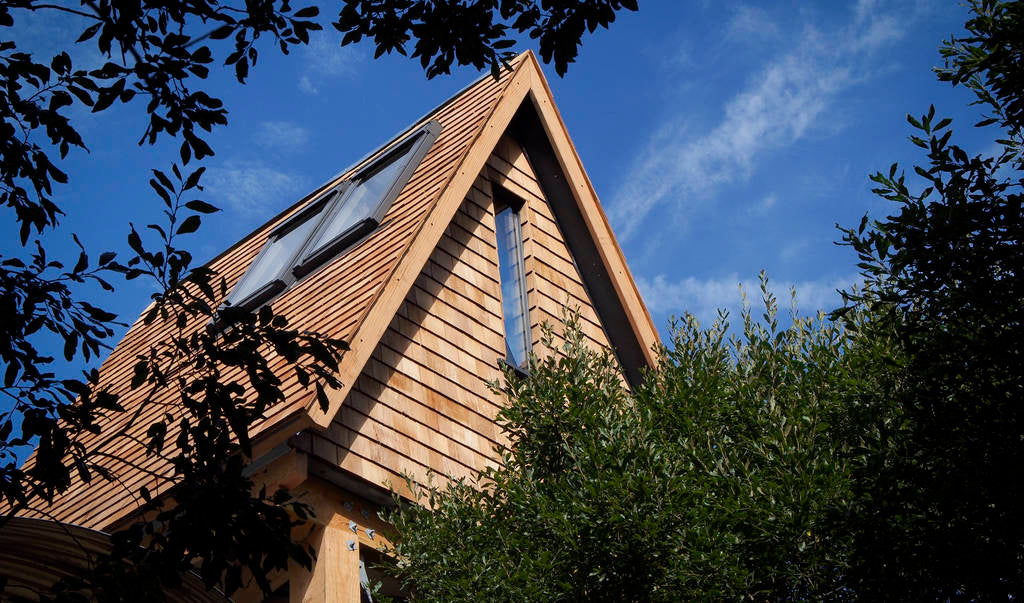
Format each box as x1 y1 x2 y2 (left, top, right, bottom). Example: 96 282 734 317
289 520 361 603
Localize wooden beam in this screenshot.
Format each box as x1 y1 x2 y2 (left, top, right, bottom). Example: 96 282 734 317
521 54 661 368
289 522 361 603
291 476 394 551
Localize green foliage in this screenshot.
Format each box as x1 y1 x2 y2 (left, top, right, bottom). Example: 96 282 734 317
2 160 348 601
0 0 626 597
332 0 638 78
835 0 1024 597
384 284 899 601
0 0 340 597
385 315 661 602
646 283 903 601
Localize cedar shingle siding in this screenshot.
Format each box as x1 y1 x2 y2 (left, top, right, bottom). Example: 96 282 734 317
18 52 658 536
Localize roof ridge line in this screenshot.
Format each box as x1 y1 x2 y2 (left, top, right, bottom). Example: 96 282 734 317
323 52 533 185
193 52 534 281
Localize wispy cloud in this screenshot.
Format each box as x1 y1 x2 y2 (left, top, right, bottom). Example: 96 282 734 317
610 4 907 242
203 160 305 217
727 5 779 40
747 192 777 215
297 37 363 94
253 121 311 152
637 272 858 327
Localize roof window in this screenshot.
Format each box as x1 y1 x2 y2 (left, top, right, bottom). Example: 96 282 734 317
222 121 441 312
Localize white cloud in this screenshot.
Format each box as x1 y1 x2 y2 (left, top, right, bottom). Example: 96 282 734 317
747 192 777 215
637 272 858 327
203 160 304 217
727 5 779 40
297 37 363 94
253 120 311 152
609 4 907 242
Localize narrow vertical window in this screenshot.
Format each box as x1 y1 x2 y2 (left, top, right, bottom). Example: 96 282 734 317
495 196 530 369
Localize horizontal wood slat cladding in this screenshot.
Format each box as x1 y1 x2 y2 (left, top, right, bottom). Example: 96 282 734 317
16 54 526 530
313 189 508 494
490 136 616 354
309 135 621 496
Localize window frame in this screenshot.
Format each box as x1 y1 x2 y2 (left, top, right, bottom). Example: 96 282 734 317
221 190 338 312
220 120 441 312
493 188 532 372
292 121 442 278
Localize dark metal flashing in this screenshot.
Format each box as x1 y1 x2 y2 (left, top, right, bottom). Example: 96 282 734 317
508 103 648 389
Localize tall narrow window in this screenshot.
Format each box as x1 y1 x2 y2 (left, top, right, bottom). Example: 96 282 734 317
495 195 530 369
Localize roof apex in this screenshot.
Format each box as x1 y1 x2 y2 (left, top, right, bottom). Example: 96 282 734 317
302 49 658 429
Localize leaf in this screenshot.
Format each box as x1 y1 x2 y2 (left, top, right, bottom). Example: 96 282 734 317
149 178 172 207
50 52 71 75
315 382 330 412
152 169 175 193
185 199 219 214
131 361 149 389
77 23 102 43
177 215 201 234
209 25 234 40
234 57 249 82
127 227 144 255
63 331 78 361
73 457 91 483
294 6 319 18
180 140 191 165
73 251 88 273
184 167 206 190
185 131 214 159
4 361 20 388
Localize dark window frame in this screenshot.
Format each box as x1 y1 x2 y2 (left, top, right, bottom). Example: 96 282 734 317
221 191 338 312
220 120 441 313
293 121 442 278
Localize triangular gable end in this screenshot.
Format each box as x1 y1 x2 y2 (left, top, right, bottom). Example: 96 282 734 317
286 52 661 503
300 132 655 501
307 51 658 434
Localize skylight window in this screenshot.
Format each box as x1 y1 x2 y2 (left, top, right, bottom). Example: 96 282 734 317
294 131 431 277
221 194 334 311
221 121 441 312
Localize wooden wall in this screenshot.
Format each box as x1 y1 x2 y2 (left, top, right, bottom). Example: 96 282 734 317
308 135 617 495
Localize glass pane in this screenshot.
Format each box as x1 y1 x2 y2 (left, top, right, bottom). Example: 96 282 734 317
304 144 415 259
224 213 320 306
495 205 529 367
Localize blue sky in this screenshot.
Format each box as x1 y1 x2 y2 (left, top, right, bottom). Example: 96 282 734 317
6 0 991 351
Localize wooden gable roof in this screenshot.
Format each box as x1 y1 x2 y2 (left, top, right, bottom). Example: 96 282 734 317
20 51 658 530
